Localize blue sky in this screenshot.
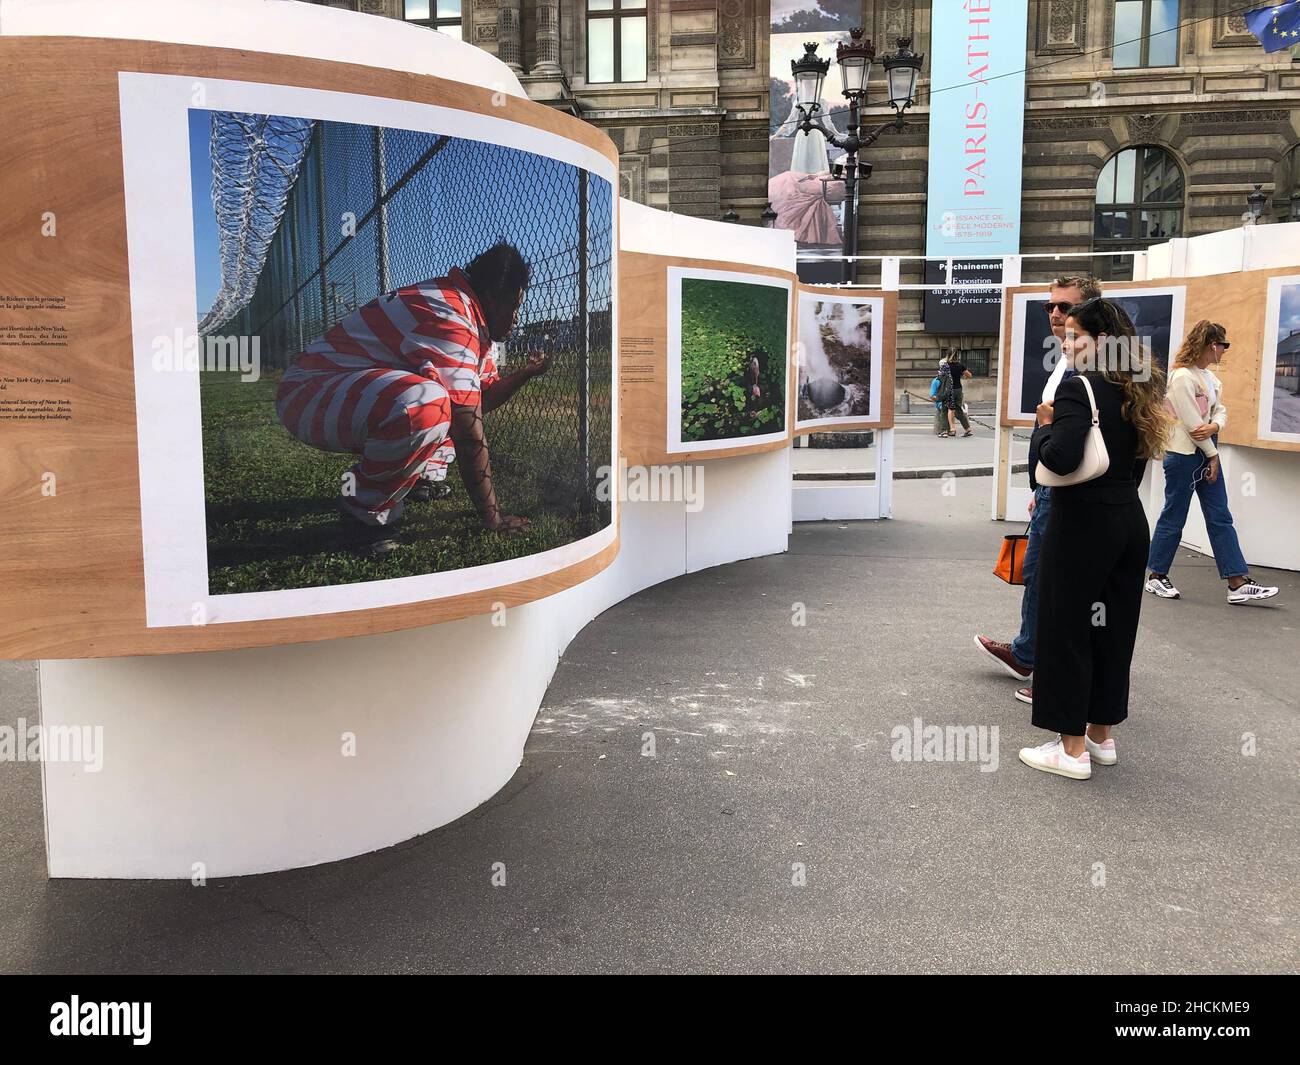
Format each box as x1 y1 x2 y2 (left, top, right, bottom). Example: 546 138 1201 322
1278 282 1300 342
186 109 611 333
188 109 222 317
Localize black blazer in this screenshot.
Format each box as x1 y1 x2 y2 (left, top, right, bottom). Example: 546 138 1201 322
1029 371 1147 502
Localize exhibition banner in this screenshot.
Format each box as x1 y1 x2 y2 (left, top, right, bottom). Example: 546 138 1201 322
924 0 1028 257
923 258 1003 333
769 1 855 282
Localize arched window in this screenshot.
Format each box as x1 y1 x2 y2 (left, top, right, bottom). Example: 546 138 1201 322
1274 145 1300 223
1094 146 1184 280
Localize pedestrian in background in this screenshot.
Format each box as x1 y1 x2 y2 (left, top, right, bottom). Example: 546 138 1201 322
944 350 974 438
932 357 951 437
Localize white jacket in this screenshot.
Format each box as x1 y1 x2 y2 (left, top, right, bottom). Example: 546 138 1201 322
1165 365 1227 457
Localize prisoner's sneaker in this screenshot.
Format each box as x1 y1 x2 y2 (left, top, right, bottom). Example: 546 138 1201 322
406 479 453 503
973 635 1032 680
1226 577 1279 605
339 510 402 557
1014 687 1033 705
1145 574 1181 599
1018 737 1091 780
1085 733 1118 766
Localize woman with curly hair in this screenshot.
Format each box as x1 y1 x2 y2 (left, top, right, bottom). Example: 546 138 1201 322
1144 319 1279 606
1017 297 1167 781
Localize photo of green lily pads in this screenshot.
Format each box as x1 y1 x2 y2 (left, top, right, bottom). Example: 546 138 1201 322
678 276 789 444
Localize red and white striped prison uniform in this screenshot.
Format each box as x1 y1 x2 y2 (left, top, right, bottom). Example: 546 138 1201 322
275 267 500 525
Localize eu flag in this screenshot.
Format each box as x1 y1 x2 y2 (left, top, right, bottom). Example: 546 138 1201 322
1245 1 1300 52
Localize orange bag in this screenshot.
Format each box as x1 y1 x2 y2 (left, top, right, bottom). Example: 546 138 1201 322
994 527 1030 585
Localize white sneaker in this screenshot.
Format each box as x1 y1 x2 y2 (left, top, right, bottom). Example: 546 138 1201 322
1145 575 1181 599
1018 737 1091 780
1085 733 1117 766
1227 577 1279 605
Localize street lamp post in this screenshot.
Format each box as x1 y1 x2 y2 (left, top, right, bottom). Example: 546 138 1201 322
791 29 923 284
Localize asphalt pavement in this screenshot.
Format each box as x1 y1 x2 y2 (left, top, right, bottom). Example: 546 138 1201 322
0 474 1295 973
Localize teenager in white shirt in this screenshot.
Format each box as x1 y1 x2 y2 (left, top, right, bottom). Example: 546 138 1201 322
1145 320 1279 605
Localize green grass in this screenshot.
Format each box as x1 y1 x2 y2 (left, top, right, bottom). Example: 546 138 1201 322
200 371 610 594
680 277 788 442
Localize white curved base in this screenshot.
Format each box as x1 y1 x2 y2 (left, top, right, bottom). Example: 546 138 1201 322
39 449 791 878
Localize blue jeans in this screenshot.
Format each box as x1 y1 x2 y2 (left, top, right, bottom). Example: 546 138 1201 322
1010 486 1052 669
1147 446 1249 579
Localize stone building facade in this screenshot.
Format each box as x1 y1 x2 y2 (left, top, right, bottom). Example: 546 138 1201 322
316 1 1300 403
312 0 771 219
853 1 1300 402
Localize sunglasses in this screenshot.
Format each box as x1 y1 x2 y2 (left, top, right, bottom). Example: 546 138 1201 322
1044 301 1074 314
1212 340 1231 350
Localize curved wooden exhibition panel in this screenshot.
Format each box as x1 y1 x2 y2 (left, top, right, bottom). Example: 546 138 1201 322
0 35 621 659
2 1 797 879
1191 265 1300 455
999 266 1300 453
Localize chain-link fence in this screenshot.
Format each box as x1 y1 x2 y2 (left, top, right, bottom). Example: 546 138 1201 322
227 117 613 521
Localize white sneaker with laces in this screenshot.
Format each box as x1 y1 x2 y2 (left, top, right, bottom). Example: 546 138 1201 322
1085 733 1117 766
1227 577 1279 605
1018 737 1092 780
1145 575 1180 599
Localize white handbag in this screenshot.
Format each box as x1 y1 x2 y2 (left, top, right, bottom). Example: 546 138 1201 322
1034 374 1110 487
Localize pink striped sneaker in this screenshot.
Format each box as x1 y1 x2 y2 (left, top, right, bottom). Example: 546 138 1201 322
1017 737 1091 780
1085 733 1117 766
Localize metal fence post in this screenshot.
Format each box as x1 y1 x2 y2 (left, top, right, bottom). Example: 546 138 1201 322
286 200 300 367
314 131 328 331
375 125 390 294
577 169 590 510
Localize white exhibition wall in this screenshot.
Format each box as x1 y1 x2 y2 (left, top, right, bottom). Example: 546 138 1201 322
1135 225 1300 572
0 0 521 95
29 2 797 878
997 225 1300 573
40 448 793 879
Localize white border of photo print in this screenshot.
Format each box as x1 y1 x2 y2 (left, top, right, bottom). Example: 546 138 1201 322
1256 273 1300 444
1006 285 1187 421
794 291 884 429
118 72 619 627
666 266 792 452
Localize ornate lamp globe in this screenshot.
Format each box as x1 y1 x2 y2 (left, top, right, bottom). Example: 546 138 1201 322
791 41 830 110
883 36 924 112
836 27 875 100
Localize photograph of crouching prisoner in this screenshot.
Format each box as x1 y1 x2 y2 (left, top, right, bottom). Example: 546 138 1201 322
189 110 613 593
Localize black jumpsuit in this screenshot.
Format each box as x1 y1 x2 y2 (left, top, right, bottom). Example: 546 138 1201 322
1029 372 1150 737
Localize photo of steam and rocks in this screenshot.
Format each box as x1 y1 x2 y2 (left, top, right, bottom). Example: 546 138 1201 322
797 294 877 425
676 274 789 444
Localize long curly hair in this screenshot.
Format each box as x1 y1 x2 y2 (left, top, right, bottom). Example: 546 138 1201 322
1066 297 1170 460
1172 319 1227 369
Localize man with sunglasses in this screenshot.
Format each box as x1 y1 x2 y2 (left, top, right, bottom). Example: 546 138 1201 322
975 275 1103 685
